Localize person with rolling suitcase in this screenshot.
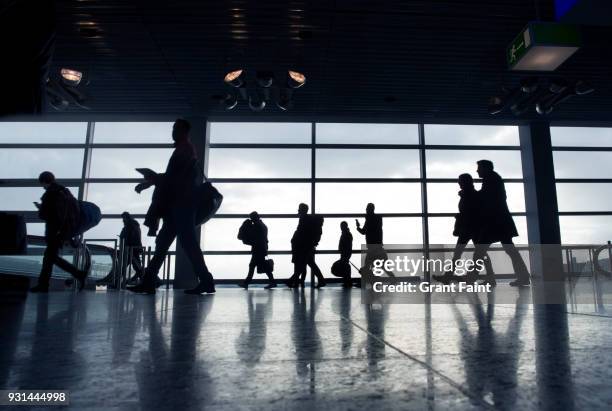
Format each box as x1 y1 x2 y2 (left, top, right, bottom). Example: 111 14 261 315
331 221 355 287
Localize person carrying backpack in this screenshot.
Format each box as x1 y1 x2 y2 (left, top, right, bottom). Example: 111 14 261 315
287 203 326 288
30 171 87 292
237 211 277 289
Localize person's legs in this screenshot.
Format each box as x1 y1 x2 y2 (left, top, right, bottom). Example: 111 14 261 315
140 218 176 289
35 237 61 289
288 254 306 287
471 242 492 283
175 209 214 290
306 251 326 287
240 255 257 288
434 236 469 283
131 251 144 278
501 238 530 285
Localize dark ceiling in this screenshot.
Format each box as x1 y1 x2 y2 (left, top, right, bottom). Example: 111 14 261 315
41 0 612 121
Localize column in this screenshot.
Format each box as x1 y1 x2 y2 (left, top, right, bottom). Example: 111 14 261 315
519 122 564 281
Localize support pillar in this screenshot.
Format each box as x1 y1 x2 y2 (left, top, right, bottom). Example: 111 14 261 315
519 122 564 281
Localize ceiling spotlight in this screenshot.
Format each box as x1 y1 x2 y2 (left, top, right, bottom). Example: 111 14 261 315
487 86 521 115
520 77 539 93
223 93 238 110
248 95 266 112
488 96 505 115
224 69 244 87
256 71 274 88
574 80 594 95
276 87 294 110
287 70 306 88
61 68 82 86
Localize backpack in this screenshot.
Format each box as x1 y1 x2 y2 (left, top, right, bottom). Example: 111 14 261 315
309 215 324 247
237 219 255 245
75 201 102 236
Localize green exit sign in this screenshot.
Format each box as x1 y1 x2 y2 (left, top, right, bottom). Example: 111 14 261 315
507 22 581 71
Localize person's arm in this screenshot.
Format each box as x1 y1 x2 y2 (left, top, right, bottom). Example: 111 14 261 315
355 221 366 235
38 192 51 221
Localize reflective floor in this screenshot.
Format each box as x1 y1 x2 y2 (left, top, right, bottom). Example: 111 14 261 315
2 282 612 410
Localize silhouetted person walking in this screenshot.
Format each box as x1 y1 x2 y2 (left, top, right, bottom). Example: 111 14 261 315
433 174 494 284
471 160 530 287
356 203 391 276
120 211 144 285
30 171 86 292
128 119 215 295
287 203 326 288
338 221 354 287
238 211 277 289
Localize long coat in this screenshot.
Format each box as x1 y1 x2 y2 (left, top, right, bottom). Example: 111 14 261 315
453 188 481 239
477 171 518 243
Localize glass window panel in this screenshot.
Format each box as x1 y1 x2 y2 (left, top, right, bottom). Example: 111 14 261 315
214 183 310 214
559 216 612 244
316 149 420 178
426 150 523 178
424 125 519 146
427 183 525 213
554 152 612 178
315 183 421 213
0 148 84 178
428 216 527 244
209 122 311 144
89 148 174 178
93 122 174 143
86 183 153 215
0 122 87 144
84 217 171 250
202 218 297 251
316 123 418 144
556 183 612 212
26 223 45 236
551 127 612 147
318 217 423 250
204 254 294 280
207 148 310 178
0 187 79 211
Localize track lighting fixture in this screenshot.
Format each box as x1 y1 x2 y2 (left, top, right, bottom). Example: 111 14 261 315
489 77 594 116
219 69 306 111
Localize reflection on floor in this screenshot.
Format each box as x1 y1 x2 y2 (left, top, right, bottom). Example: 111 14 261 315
1 282 612 410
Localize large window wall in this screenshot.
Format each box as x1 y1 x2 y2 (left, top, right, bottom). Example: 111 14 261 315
552 127 612 244
0 122 177 278
203 123 527 279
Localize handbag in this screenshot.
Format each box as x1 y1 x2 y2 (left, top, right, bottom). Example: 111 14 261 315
257 258 274 274
331 259 351 277
195 179 223 226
